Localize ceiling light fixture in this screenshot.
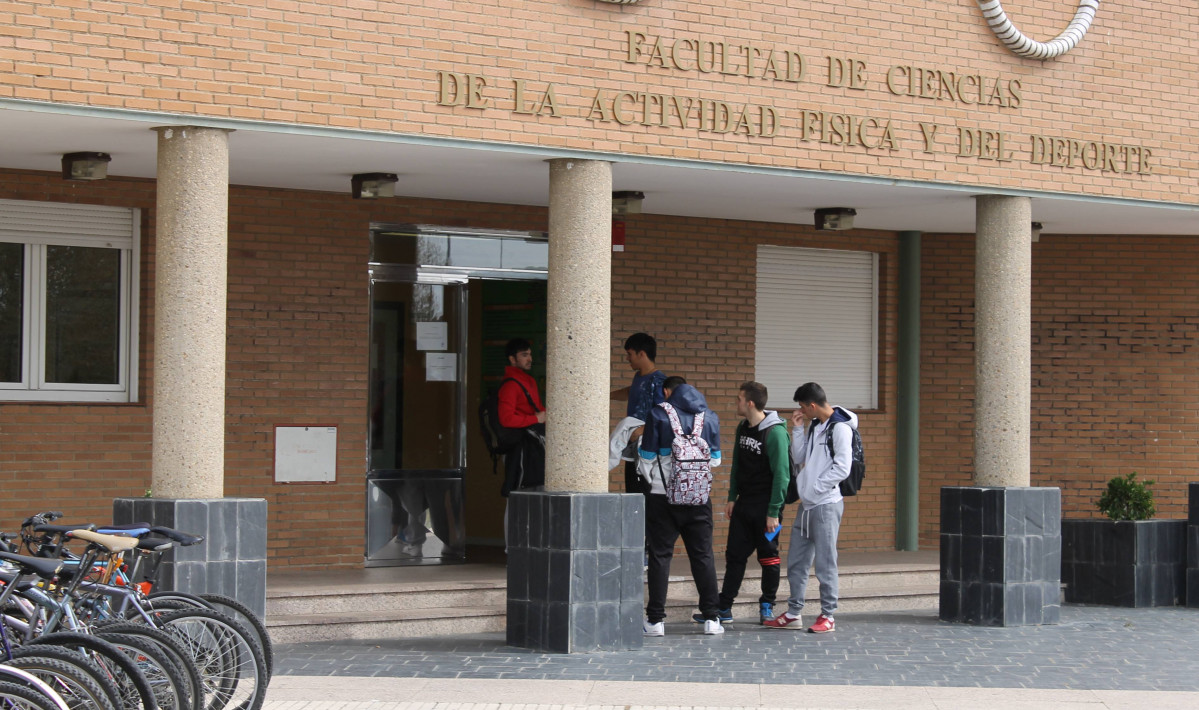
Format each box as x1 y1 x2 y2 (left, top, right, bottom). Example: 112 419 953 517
351 173 398 199
61 152 112 181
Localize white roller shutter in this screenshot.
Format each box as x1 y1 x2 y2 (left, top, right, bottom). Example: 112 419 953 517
755 245 877 410
0 198 135 248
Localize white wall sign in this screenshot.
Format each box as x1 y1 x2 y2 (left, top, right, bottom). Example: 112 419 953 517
275 426 337 483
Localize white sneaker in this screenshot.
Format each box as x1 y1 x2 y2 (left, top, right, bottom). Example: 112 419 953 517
703 619 725 635
643 619 664 637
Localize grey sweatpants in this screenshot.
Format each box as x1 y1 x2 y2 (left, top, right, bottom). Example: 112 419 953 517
785 499 844 617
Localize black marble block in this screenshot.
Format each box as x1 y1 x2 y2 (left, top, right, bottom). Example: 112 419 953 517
1187 483 1199 608
1061 518 1186 607
506 491 644 653
113 497 268 619
939 486 1061 626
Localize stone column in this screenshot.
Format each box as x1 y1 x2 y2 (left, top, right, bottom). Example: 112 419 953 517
940 195 1059 626
152 126 230 500
973 195 1031 487
544 158 611 493
115 127 267 620
507 159 643 653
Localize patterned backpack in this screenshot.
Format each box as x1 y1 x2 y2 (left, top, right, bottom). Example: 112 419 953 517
656 402 713 505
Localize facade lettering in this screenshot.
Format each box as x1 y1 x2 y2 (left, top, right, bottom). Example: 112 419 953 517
625 30 804 82
1030 136 1153 174
886 66 1022 108
797 110 898 150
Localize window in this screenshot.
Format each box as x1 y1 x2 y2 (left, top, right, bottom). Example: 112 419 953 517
0 199 139 403
755 245 878 410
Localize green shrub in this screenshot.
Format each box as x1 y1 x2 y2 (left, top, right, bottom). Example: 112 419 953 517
1097 472 1155 521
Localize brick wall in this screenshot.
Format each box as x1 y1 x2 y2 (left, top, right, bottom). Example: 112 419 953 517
920 232 1199 547
1 1 1192 204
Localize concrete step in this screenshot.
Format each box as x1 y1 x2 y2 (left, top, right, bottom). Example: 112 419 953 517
266 553 939 644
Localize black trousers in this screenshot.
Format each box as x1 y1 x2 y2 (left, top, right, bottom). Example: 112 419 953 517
645 494 720 624
718 495 782 609
624 459 650 494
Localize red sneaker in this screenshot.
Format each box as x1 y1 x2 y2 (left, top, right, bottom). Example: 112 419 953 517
807 614 835 633
762 612 802 629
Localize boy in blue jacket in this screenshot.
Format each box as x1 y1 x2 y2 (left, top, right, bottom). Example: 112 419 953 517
638 377 724 636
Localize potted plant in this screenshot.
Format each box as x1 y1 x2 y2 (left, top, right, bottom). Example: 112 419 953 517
1061 473 1187 607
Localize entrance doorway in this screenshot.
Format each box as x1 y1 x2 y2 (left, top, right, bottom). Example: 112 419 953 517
365 225 547 567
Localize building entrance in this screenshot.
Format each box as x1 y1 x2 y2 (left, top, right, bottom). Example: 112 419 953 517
364 225 547 567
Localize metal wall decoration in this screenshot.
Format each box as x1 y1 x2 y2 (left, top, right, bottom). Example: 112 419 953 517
977 0 1100 60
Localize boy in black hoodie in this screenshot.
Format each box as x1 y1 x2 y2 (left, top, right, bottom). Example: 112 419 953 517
638 377 724 636
702 381 789 625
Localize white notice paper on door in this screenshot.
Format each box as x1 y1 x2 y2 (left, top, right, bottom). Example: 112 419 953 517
425 352 456 381
416 321 448 351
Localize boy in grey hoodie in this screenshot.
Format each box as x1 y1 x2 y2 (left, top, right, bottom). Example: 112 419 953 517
764 381 857 634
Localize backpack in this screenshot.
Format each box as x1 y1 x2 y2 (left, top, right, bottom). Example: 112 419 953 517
655 402 713 505
827 420 866 497
478 377 539 475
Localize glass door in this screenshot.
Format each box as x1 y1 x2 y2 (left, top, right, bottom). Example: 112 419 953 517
365 267 468 566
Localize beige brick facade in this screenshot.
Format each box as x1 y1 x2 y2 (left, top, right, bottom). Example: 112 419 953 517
2 1 1198 569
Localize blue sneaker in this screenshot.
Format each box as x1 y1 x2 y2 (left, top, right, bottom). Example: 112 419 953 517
692 608 733 624
759 602 774 625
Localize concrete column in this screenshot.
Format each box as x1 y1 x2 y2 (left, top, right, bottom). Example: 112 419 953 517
152 126 231 499
544 158 612 493
973 195 1031 487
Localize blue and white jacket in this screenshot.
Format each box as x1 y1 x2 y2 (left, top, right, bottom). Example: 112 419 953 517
639 384 722 495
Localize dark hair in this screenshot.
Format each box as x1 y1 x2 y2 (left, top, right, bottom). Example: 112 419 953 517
739 381 768 411
505 338 532 359
662 375 687 392
793 382 827 405
623 332 657 362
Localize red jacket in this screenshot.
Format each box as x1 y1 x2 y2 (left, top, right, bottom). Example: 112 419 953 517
498 366 544 429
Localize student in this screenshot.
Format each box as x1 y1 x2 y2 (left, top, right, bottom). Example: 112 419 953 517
497 338 546 496
639 376 724 636
764 382 856 634
701 381 789 625
610 332 667 494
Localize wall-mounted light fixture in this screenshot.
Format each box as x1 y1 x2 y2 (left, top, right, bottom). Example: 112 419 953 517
612 190 645 216
1031 221 1043 242
814 207 856 231
61 152 112 181
351 173 398 199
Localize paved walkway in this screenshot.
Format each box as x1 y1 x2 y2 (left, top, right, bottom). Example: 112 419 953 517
264 605 1199 709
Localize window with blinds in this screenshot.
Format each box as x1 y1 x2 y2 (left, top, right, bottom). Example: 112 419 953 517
755 245 878 410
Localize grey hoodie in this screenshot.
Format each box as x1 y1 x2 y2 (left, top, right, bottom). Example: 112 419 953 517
790 406 858 509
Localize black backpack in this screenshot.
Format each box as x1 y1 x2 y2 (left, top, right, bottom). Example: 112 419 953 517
478 378 539 474
827 421 866 497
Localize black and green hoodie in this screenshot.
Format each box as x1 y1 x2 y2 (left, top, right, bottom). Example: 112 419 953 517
728 410 791 517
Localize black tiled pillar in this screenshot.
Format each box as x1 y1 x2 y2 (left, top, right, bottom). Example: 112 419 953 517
940 486 1060 626
113 497 268 619
506 491 644 653
1188 483 1199 608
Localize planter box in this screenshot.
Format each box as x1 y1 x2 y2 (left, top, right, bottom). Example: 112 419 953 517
1062 518 1186 607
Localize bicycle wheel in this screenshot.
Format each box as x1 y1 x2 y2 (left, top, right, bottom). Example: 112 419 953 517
0 678 66 710
194 597 271 682
6 654 119 710
92 632 188 710
31 631 157 710
93 624 202 710
147 594 272 683
153 609 265 710
9 645 122 710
